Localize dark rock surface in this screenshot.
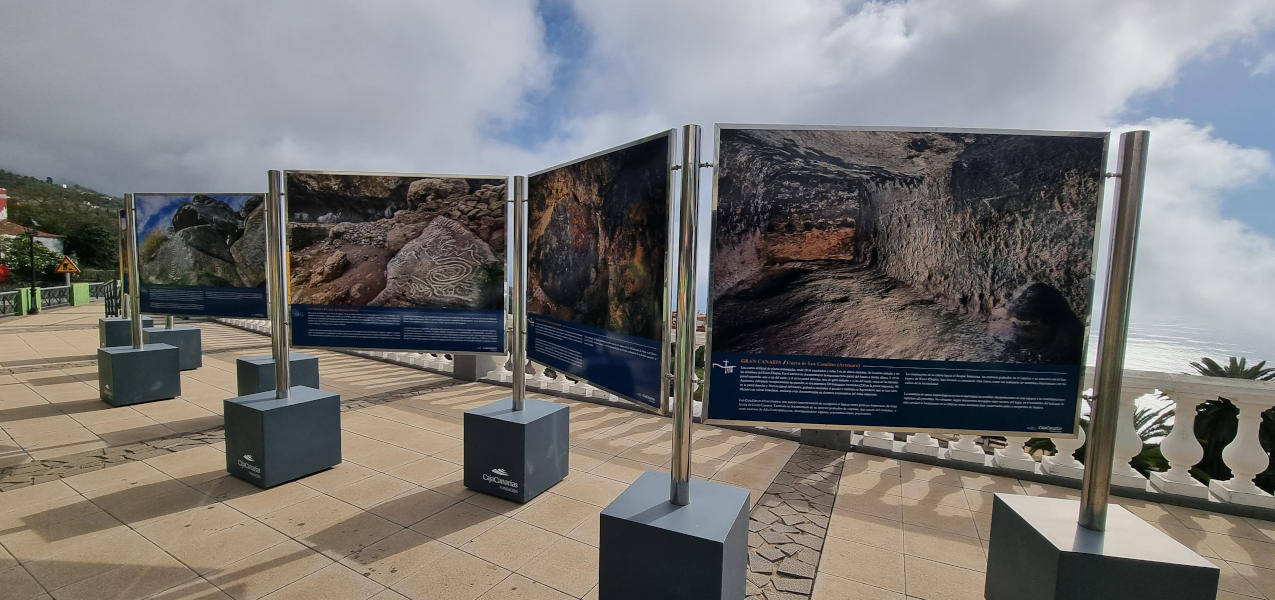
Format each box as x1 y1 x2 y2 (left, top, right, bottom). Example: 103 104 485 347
713 129 1104 364
140 194 265 288
527 135 670 340
287 173 505 309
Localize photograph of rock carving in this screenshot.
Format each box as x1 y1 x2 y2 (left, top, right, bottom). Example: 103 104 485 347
712 128 1106 365
136 194 267 288
528 134 670 341
286 173 506 310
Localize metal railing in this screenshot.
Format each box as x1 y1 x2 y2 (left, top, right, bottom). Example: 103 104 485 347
40 285 70 308
0 291 17 317
89 281 112 300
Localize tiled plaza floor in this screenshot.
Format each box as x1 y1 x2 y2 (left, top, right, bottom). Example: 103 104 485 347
1 304 1273 599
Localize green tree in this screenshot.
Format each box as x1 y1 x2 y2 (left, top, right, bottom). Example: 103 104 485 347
1189 356 1275 381
63 221 118 269
0 235 63 285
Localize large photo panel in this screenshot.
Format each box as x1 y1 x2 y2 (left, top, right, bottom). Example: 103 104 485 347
135 193 268 317
526 130 675 410
705 126 1108 435
285 171 508 353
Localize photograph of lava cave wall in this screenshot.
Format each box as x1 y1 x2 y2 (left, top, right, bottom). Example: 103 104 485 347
526 131 674 410
285 172 508 353
135 193 269 318
705 126 1108 435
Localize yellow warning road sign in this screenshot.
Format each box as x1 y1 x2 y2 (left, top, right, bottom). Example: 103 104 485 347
54 256 81 274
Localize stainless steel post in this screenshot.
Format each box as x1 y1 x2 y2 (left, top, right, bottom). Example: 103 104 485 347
165 315 174 329
670 124 701 506
511 176 526 411
124 194 144 349
119 210 130 318
1079 130 1150 531
266 170 291 400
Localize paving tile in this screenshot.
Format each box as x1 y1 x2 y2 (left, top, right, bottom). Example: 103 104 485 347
205 539 333 600
389 549 508 600
259 494 362 539
902 523 987 572
811 572 905 600
476 573 573 600
0 565 48 600
826 510 904 552
23 527 162 591
161 521 290 576
409 501 504 548
819 536 905 592
565 512 601 547
135 503 249 549
340 529 450 586
461 519 563 572
386 457 461 487
144 445 227 486
512 493 597 535
260 562 385 600
329 474 419 510
516 536 599 597
297 463 377 494
552 473 629 507
369 488 460 527
145 577 235 600
47 542 197 600
903 554 985 600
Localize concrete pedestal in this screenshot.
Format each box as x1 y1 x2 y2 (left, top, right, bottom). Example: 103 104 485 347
235 352 319 396
143 326 202 370
463 397 568 502
98 316 154 347
224 386 341 488
97 344 181 406
599 471 749 600
985 494 1219 600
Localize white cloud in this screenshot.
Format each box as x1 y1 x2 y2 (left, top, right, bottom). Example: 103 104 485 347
0 0 551 193
1115 119 1275 359
1252 51 1275 76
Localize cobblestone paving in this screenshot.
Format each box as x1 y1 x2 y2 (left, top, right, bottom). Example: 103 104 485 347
747 445 845 599
0 428 225 491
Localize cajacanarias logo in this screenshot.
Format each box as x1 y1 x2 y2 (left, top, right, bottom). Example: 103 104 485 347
236 453 262 477
482 467 518 489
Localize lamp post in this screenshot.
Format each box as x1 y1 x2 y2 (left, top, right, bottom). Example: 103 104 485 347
27 219 39 315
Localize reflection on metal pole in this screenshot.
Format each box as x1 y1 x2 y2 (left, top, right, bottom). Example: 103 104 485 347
119 210 130 318
670 124 701 506
511 176 527 412
125 194 144 349
1079 130 1150 531
266 171 291 400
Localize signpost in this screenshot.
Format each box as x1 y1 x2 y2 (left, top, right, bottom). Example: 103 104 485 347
55 255 80 287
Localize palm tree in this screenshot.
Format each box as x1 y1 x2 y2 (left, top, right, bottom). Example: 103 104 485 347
1189 356 1275 381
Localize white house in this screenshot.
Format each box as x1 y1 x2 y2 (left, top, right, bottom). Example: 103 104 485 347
0 188 65 254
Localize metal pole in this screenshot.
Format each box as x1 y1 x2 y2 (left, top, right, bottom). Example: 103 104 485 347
118 210 129 318
28 224 38 315
125 194 144 349
1079 130 1150 531
670 124 701 506
266 170 291 400
166 315 174 329
511 176 527 411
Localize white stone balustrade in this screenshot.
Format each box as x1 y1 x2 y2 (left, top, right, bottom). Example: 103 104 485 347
993 436 1037 472
1150 387 1209 498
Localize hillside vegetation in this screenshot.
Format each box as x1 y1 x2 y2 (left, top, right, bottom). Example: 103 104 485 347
1 169 122 269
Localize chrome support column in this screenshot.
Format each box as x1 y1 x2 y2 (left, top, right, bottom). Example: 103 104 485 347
124 194 143 348
671 124 701 506
511 176 527 411
266 170 291 400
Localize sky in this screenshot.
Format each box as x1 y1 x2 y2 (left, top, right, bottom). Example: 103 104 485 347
2 0 1273 367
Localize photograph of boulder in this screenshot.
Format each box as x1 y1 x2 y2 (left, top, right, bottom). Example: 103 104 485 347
527 133 671 342
285 172 506 310
711 127 1107 366
136 193 266 288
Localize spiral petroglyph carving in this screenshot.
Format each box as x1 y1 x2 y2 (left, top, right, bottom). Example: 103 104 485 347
370 216 500 309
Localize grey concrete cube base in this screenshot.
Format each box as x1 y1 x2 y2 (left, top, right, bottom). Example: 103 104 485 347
235 352 319 396
97 344 181 406
463 397 568 503
985 494 1219 600
599 471 749 600
143 326 202 370
224 385 341 489
98 316 154 347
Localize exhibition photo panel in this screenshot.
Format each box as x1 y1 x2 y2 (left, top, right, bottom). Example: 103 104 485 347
284 171 508 353
526 130 675 410
706 126 1108 435
134 193 269 317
